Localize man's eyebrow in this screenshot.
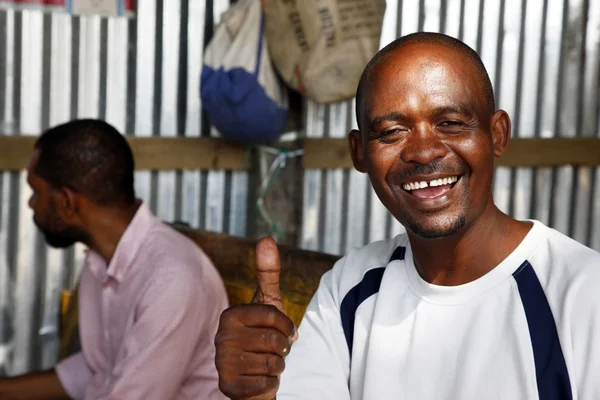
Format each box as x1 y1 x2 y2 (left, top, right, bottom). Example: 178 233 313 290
431 105 474 117
368 112 408 128
366 105 477 129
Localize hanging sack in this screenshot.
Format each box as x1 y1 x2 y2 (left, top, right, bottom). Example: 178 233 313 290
262 0 386 104
201 0 288 144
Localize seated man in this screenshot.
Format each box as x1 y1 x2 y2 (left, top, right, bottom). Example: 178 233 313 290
214 32 600 399
0 119 228 399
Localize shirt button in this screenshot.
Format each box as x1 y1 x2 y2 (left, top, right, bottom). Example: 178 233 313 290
104 330 109 340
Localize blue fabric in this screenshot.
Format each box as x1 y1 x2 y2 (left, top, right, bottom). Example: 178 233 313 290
200 66 287 144
200 10 287 145
340 247 406 355
513 261 573 400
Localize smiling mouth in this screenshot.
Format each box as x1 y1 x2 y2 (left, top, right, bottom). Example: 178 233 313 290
401 175 461 199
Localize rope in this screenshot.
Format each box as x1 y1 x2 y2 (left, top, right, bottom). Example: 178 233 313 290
256 145 304 241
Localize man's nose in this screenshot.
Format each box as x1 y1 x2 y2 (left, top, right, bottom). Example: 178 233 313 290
399 124 447 165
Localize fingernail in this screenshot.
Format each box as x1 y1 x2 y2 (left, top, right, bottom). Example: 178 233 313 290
288 326 298 343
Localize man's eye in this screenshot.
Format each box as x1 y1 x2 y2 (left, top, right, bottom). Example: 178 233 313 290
438 121 466 133
381 127 410 136
439 121 463 126
381 129 399 136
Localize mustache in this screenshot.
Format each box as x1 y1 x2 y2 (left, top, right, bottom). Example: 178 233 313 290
391 159 467 180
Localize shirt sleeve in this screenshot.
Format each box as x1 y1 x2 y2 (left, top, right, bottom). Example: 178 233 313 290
569 264 600 399
55 351 93 400
278 267 351 400
101 268 225 400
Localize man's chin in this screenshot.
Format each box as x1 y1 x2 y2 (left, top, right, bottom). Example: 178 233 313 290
44 235 76 249
404 214 468 239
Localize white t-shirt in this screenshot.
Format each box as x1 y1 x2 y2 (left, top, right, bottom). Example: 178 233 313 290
278 220 600 399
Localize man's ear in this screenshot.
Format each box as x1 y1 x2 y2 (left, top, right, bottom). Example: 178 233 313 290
491 110 511 157
348 129 367 173
54 187 80 223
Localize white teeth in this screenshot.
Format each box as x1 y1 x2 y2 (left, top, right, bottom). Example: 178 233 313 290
430 178 443 187
402 176 460 191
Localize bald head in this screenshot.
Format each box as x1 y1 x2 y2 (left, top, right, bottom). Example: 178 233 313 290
355 32 495 130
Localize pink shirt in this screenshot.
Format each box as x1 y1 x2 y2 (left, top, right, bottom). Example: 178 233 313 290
56 204 228 400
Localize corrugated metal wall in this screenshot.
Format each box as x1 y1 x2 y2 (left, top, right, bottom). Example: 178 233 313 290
301 0 600 256
0 0 247 374
0 0 599 376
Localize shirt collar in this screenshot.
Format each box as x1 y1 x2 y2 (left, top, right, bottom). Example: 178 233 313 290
87 203 156 283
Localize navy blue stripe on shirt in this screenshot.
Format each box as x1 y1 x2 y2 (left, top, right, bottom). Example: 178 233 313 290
513 260 573 400
340 247 406 354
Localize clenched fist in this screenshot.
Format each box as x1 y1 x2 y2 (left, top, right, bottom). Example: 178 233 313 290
215 237 297 400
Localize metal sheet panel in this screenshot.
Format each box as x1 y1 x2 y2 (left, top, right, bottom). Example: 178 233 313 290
0 0 248 374
302 0 600 255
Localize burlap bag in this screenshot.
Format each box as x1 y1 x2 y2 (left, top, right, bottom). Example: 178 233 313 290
263 0 386 104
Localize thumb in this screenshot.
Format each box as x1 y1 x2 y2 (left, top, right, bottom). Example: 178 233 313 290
252 237 285 314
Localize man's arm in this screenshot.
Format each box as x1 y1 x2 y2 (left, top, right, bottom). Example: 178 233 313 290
0 369 70 400
102 269 224 400
216 238 351 400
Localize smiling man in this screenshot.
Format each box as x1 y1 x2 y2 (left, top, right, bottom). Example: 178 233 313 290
214 32 600 399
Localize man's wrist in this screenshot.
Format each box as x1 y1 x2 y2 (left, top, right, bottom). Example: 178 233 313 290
0 370 69 400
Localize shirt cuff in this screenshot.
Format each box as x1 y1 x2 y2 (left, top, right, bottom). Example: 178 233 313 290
56 352 92 400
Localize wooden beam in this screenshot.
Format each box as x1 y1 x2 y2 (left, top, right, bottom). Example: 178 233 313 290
302 137 600 169
303 138 352 169
4 135 600 171
128 137 250 170
0 135 251 170
497 138 600 167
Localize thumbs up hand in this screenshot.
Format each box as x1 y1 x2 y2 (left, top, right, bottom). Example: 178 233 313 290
252 237 285 311
215 237 297 400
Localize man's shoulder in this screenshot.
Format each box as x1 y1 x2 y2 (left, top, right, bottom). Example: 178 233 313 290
530 222 600 275
134 221 224 288
136 224 227 303
144 221 207 262
527 223 600 307
326 234 410 299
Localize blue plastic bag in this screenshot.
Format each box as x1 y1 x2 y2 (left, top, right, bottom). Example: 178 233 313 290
200 0 288 145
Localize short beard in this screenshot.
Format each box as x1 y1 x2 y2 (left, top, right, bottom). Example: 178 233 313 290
404 212 468 239
42 229 79 248
35 218 86 249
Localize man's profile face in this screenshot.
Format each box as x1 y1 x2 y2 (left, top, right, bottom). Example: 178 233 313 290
356 43 497 239
26 150 84 248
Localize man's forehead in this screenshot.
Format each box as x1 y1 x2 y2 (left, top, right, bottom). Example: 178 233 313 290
26 149 43 184
27 149 41 169
363 52 483 117
365 77 478 116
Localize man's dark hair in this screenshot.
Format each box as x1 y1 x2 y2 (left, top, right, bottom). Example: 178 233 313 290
34 119 136 206
356 32 496 130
